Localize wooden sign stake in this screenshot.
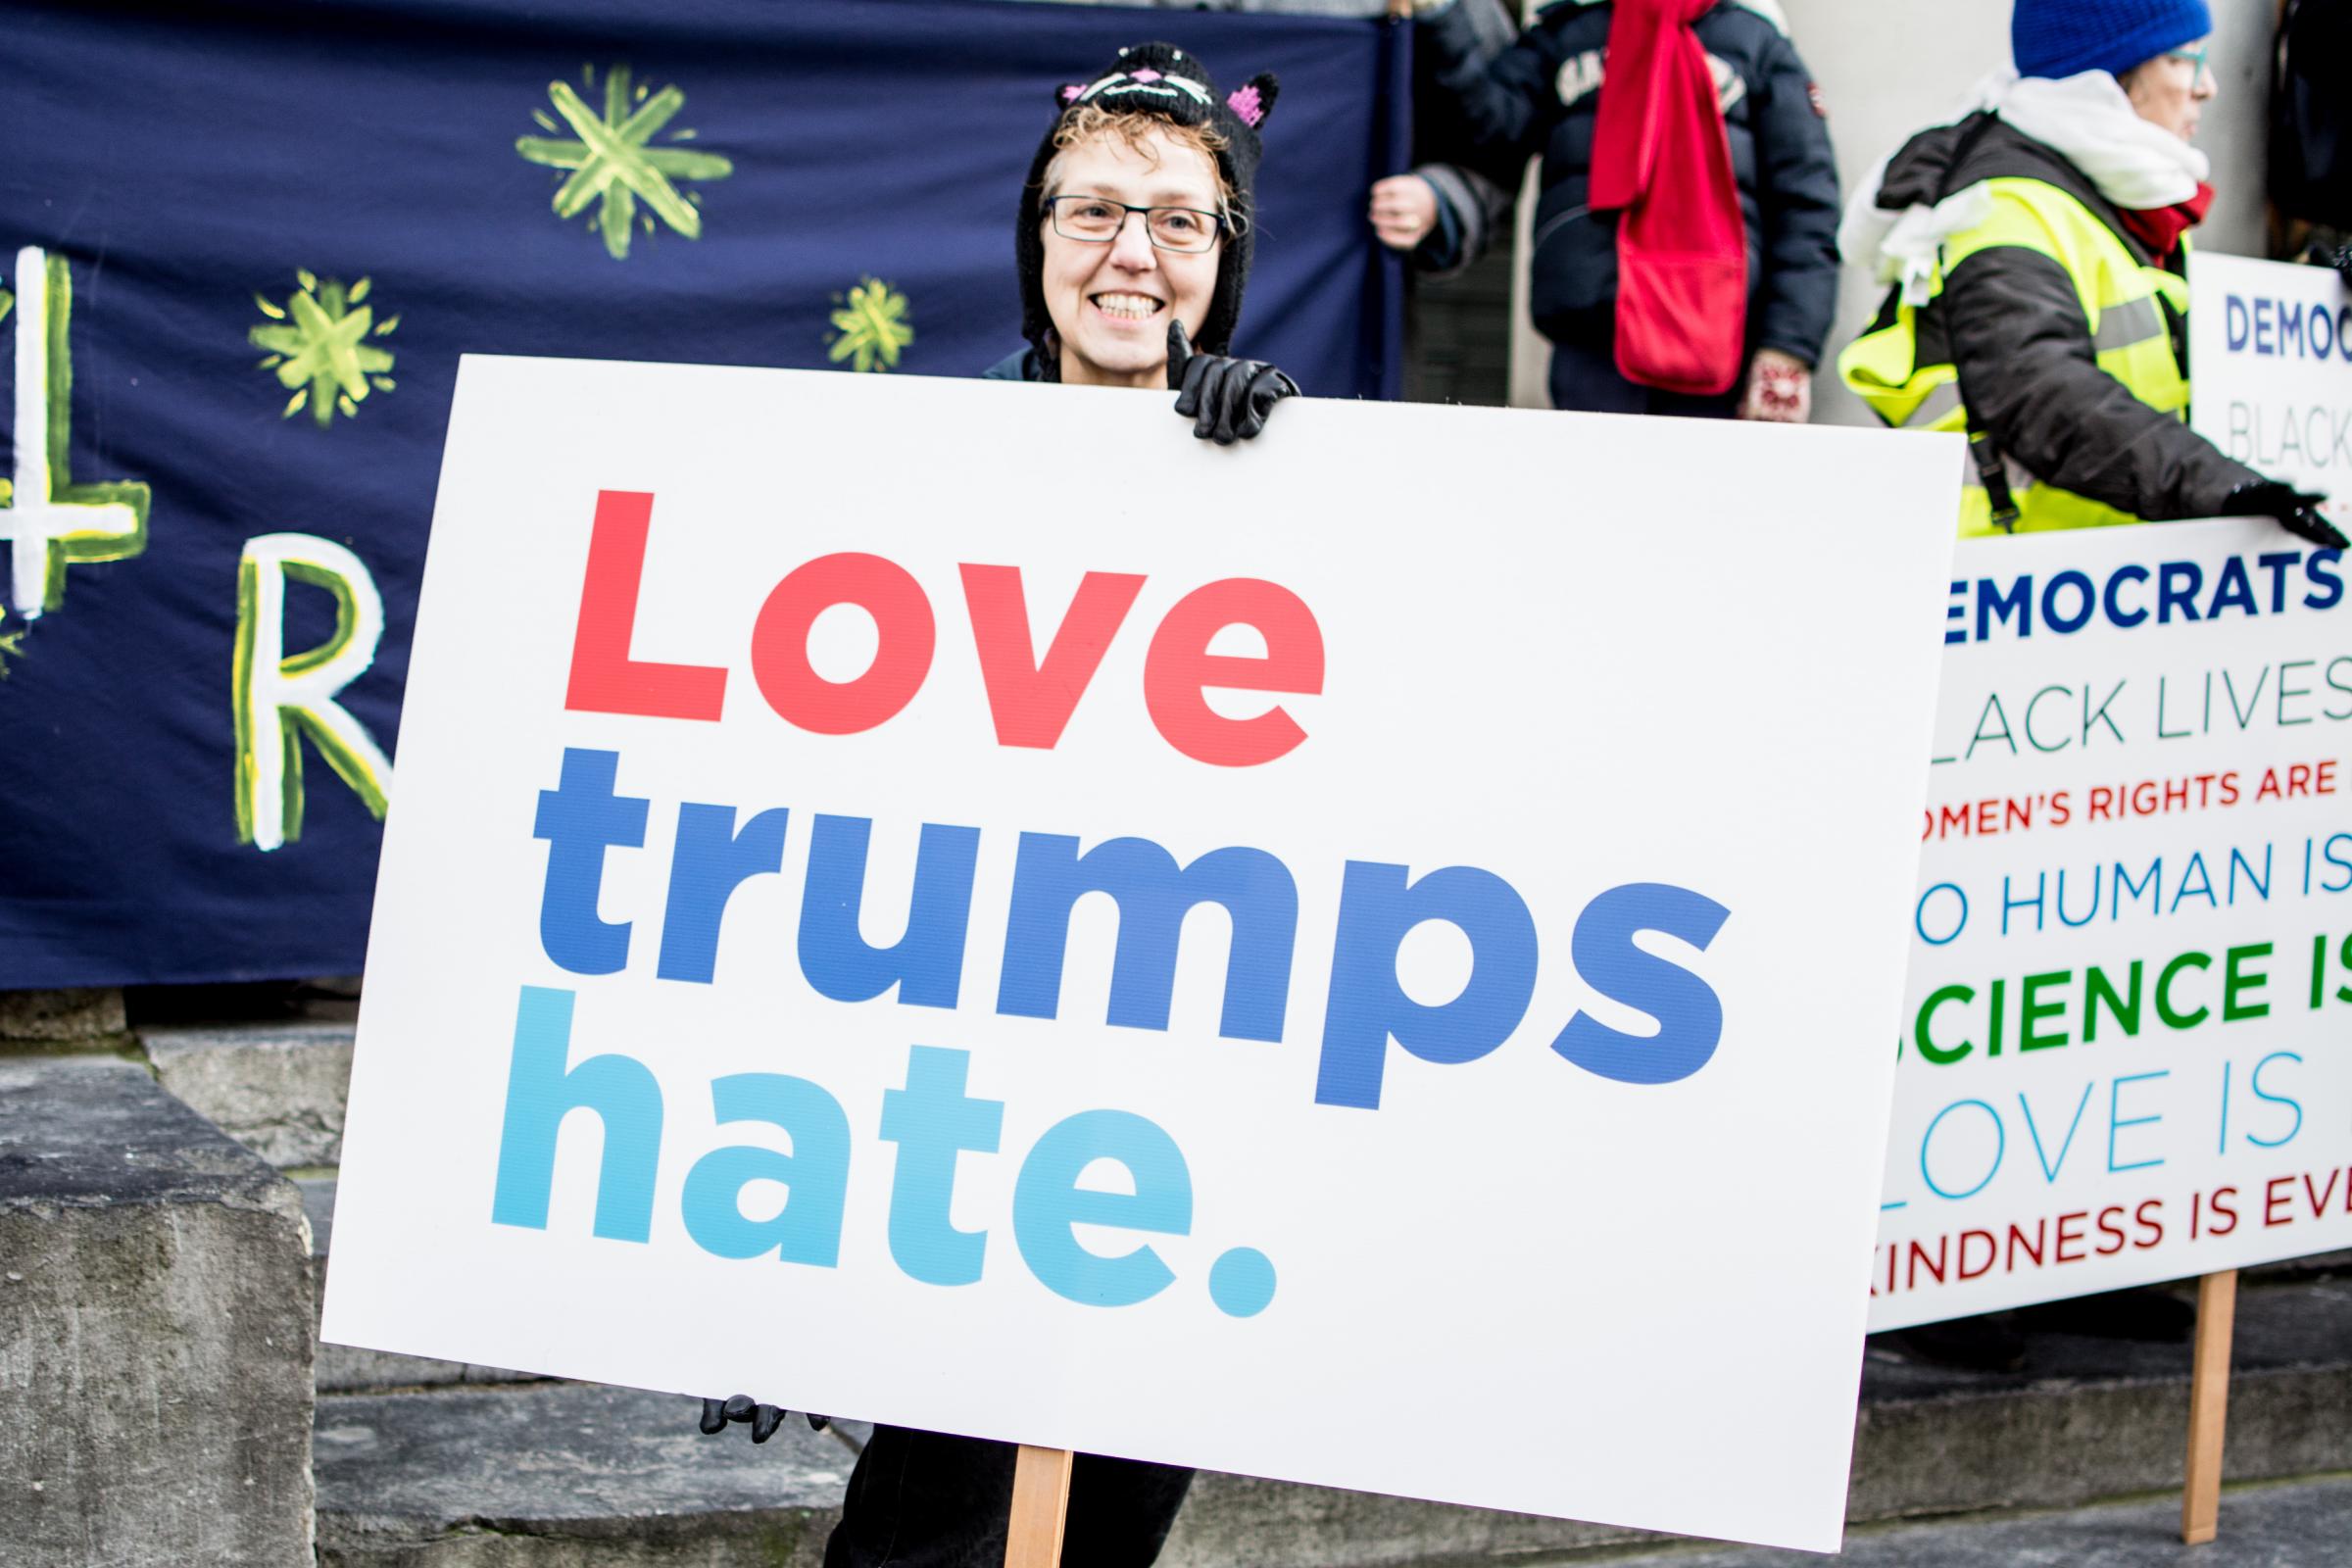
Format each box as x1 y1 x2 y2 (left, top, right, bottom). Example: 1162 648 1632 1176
1004 1445 1076 1568
2180 1269 2238 1545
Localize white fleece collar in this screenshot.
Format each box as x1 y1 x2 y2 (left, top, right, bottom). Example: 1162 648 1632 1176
1994 70 2208 208
1841 69 2209 302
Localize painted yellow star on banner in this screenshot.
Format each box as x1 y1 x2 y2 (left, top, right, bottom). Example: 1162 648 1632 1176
250 271 398 428
516 65 734 260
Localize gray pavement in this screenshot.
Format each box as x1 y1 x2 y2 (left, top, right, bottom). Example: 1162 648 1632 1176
1595 1475 2352 1567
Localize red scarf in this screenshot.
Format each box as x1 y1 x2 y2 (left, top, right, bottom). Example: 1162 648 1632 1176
1589 0 1747 395
2117 182 2214 264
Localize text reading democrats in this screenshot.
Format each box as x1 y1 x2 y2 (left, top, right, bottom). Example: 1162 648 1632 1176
489 491 1734 1315
1941 548 2343 647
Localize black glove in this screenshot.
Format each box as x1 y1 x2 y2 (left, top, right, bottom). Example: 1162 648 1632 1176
698 1394 829 1444
1167 320 1298 445
2221 480 2349 551
2333 240 2351 284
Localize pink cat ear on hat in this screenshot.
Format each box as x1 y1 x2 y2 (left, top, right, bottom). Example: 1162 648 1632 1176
1227 73 1279 129
1058 82 1084 104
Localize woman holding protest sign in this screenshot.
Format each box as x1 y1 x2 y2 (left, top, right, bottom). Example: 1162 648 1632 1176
695 41 1298 1564
982 41 1299 445
1838 0 2348 549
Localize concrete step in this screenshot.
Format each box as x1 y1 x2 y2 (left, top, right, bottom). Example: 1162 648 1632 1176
314 1383 858 1567
1843 1276 2352 1523
1588 1474 2352 1568
1 1056 317 1568
0 986 128 1045
1169 1266 2352 1563
140 1017 356 1169
313 1275 2352 1567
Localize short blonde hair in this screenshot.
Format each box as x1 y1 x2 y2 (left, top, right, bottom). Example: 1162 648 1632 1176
1041 108 1235 218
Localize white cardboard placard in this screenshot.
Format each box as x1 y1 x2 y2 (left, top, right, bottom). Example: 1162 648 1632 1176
2191 251 2352 530
1868 254 2352 1330
325 356 1958 1552
1873 518 2352 1331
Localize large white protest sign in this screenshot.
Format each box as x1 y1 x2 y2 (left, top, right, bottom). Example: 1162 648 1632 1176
2191 251 2352 531
1873 519 2352 1332
323 356 1955 1551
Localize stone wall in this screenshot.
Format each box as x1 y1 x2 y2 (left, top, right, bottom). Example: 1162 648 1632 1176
0 1002 318 1568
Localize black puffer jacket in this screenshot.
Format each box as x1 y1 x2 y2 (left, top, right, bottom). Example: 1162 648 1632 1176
1869 113 2257 518
1425 0 1840 367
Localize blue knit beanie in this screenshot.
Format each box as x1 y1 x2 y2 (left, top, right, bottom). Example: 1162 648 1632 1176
2012 0 2211 80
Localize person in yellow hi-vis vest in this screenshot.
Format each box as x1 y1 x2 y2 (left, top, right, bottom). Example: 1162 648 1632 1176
1838 0 2346 549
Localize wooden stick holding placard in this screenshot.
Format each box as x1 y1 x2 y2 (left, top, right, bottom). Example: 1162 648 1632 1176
1004 1444 1076 1567
2180 1269 2238 1545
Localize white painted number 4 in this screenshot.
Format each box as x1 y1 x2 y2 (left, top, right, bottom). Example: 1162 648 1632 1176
2 243 392 852
1 245 150 618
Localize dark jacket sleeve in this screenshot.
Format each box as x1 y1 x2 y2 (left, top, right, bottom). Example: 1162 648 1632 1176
1421 0 1562 174
1943 245 2259 519
1746 30 1841 367
1411 161 1511 277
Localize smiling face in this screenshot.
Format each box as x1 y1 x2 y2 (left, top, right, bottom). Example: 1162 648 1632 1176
1039 125 1225 388
2120 43 2215 143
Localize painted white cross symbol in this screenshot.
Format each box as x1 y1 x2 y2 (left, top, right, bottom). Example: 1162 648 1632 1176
2 245 148 619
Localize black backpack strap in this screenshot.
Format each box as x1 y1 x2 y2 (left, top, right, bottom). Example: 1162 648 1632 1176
1937 113 2021 531
1967 416 2022 531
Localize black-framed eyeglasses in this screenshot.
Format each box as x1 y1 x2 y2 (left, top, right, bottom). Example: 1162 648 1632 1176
1043 195 1226 254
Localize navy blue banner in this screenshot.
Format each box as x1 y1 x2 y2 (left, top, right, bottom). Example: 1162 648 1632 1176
0 0 1408 988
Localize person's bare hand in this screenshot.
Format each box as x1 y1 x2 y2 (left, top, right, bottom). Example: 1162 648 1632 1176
1738 349 1812 423
1368 174 1440 253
